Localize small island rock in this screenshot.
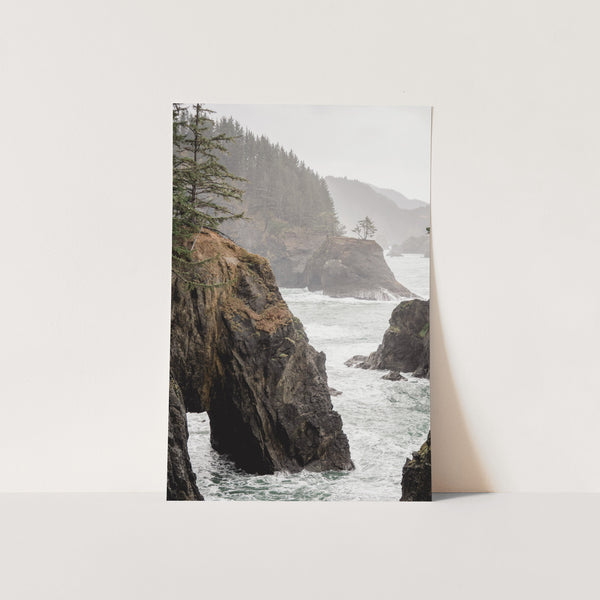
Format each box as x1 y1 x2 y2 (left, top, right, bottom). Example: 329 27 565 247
303 236 416 301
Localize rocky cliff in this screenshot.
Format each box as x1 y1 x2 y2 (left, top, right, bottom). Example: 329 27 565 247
221 220 327 288
169 230 353 484
303 237 416 301
348 299 429 377
167 376 203 500
400 431 431 501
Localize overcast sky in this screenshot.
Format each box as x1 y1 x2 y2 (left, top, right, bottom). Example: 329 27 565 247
206 104 431 203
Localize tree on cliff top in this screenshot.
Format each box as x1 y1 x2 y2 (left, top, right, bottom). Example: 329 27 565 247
352 216 377 240
172 103 244 262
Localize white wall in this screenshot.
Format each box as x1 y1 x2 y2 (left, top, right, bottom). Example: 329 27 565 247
1 0 599 492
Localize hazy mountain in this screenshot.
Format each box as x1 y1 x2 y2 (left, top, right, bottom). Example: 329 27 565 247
325 176 430 247
368 184 428 210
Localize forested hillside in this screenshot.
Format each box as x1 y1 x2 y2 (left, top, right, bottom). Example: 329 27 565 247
209 117 343 286
214 117 340 234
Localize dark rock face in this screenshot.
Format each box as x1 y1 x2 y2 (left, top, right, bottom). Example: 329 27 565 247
303 237 416 301
359 299 430 378
167 376 203 501
169 230 353 477
412 329 430 379
400 431 431 501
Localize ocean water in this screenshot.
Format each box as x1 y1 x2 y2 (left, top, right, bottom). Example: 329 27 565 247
187 252 430 500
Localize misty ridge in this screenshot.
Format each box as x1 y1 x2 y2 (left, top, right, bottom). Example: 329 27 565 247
324 176 430 251
208 116 431 289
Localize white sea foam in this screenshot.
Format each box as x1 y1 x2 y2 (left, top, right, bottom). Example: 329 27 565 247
280 288 398 305
187 253 430 500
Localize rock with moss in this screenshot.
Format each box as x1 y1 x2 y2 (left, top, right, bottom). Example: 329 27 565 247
169 230 353 478
303 236 416 301
354 299 429 378
400 431 431 501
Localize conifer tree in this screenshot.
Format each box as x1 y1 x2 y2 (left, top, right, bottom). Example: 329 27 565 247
172 104 244 262
352 216 377 240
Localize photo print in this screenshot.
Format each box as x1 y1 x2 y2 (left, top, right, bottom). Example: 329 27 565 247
168 104 431 501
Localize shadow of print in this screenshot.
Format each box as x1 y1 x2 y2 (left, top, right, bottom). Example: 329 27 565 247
430 248 494 492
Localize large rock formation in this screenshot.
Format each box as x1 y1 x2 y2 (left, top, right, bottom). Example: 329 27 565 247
169 230 353 480
350 299 429 378
303 236 416 301
400 431 432 501
167 376 203 501
222 220 327 288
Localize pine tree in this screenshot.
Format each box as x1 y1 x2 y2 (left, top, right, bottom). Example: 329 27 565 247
352 216 377 240
172 103 244 262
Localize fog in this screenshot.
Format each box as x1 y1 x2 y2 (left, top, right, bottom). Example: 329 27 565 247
206 104 431 203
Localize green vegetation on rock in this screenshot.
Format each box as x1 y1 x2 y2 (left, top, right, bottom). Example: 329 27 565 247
172 104 244 266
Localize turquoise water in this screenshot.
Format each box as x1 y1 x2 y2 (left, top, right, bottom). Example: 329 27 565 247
187 253 430 500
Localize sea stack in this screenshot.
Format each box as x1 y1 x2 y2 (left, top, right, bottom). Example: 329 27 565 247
303 236 416 301
347 299 430 378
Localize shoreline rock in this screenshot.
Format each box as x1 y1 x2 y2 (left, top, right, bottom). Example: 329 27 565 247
303 236 416 301
400 431 431 501
167 376 204 501
357 299 430 379
169 230 353 480
344 355 368 368
382 371 407 381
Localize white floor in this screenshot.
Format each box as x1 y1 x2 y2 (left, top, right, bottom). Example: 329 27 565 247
1 493 597 599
